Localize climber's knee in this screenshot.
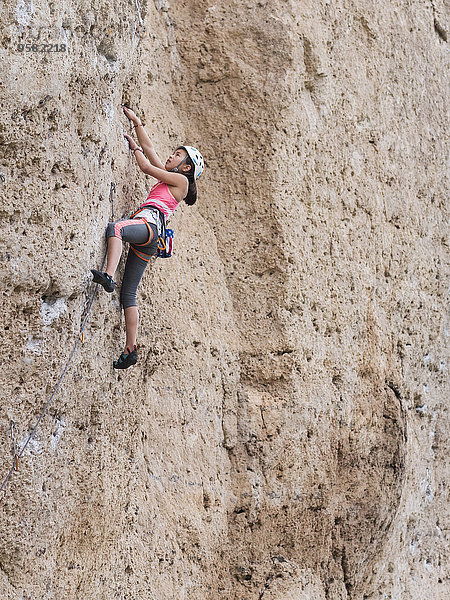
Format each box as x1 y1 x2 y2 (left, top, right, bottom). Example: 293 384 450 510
120 290 137 310
106 222 117 239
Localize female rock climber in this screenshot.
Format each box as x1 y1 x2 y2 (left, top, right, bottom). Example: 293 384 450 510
91 105 204 369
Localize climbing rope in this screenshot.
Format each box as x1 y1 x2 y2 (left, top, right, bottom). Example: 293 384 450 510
135 0 146 38
0 182 116 497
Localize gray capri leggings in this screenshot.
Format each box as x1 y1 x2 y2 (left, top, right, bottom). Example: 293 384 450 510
106 217 158 309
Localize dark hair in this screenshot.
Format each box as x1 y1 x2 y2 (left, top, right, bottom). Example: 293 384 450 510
177 149 197 205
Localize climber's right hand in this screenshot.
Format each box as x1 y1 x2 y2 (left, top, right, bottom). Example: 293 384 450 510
122 106 139 124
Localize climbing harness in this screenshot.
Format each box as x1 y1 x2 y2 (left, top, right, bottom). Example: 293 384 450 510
129 206 174 259
156 227 173 258
0 182 116 498
154 212 174 259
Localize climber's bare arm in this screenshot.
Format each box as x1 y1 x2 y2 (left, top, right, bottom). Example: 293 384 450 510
122 106 165 169
135 128 165 169
140 160 188 197
123 138 188 199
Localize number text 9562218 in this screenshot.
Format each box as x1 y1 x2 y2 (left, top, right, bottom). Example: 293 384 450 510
17 43 67 52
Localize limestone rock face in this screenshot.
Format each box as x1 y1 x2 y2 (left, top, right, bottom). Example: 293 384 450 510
0 1 448 599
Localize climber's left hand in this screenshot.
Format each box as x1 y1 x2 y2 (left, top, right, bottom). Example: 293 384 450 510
124 133 137 150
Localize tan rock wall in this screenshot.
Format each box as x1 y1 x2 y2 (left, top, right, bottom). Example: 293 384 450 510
1 1 448 599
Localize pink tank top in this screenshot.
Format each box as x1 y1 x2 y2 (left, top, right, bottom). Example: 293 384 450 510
140 180 179 219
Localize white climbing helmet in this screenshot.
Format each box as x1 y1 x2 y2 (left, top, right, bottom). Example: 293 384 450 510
178 145 204 180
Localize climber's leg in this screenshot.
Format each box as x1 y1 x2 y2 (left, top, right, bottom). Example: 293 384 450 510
120 244 152 309
105 236 123 278
112 254 146 370
115 227 157 368
105 219 149 278
124 306 138 352
93 220 151 292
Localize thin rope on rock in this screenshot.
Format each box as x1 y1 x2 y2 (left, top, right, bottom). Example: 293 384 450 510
0 182 115 497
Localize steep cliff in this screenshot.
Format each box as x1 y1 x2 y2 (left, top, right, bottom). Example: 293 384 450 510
0 1 448 599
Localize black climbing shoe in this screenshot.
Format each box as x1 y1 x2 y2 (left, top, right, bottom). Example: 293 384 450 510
91 269 116 293
113 346 138 370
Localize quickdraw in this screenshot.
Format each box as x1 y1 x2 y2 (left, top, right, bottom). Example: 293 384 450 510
136 24 146 38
